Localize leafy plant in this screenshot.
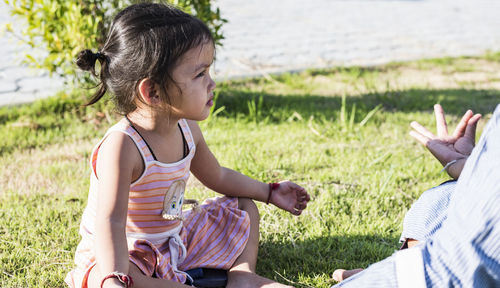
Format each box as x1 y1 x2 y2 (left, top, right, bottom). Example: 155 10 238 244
3 0 226 83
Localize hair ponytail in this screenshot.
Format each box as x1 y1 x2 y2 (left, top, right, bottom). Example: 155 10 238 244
76 49 109 106
76 3 214 114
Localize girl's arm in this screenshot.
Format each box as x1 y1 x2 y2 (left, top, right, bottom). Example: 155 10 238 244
95 132 191 288
188 121 310 215
95 132 141 287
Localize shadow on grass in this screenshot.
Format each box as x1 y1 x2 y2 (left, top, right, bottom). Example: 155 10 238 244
216 88 500 122
2 86 498 156
257 234 400 287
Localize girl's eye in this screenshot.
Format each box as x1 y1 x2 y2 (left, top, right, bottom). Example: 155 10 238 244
196 71 206 78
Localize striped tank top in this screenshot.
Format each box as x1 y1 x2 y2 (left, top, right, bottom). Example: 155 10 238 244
83 118 196 236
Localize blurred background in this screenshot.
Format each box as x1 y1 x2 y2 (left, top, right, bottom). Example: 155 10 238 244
2 0 500 105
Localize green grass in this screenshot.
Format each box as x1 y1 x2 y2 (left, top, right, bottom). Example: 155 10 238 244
1 54 500 287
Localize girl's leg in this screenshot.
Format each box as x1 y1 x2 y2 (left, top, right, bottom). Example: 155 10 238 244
87 262 190 288
226 198 293 288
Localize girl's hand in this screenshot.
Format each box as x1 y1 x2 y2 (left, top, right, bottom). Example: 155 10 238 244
409 104 481 179
270 181 310 215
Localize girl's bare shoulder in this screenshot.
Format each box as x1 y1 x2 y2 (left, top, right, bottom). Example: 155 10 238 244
96 130 144 180
185 119 203 144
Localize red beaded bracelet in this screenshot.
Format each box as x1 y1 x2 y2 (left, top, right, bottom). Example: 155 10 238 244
266 182 280 205
101 272 134 288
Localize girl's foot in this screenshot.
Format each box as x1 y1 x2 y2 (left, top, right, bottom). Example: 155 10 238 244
227 270 293 288
332 268 364 282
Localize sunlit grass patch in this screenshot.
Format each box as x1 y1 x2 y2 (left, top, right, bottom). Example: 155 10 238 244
1 54 500 287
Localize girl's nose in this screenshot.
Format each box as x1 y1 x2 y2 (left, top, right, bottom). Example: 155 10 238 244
208 75 216 91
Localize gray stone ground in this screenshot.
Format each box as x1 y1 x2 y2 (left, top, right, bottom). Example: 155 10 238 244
2 0 500 106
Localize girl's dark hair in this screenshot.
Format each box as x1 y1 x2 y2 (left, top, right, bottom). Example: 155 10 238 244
76 3 214 114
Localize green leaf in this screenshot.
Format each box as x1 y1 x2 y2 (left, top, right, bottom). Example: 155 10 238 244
4 0 226 83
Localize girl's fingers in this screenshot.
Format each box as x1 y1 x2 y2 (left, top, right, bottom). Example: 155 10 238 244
452 110 473 138
300 190 310 202
295 187 310 202
434 104 449 137
290 204 302 215
294 201 308 210
410 121 435 139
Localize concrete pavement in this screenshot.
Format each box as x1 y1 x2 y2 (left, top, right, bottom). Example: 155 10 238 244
2 0 500 106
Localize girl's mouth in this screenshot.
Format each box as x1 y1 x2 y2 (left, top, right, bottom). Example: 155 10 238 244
206 95 214 107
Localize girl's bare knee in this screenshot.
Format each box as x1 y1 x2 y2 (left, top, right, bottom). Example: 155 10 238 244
238 198 260 223
128 261 145 278
87 262 144 288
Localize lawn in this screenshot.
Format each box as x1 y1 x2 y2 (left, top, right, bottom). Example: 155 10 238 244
1 54 500 287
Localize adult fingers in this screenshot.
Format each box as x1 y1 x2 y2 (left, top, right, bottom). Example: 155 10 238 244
452 110 473 139
410 121 435 139
410 131 430 146
464 114 481 142
434 104 449 137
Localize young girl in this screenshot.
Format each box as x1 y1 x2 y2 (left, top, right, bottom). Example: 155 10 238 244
65 3 310 288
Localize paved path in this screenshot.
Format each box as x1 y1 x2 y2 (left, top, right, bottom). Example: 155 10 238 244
2 0 500 106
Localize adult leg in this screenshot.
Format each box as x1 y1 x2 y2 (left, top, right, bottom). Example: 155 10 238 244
226 198 292 288
333 181 456 282
400 180 456 247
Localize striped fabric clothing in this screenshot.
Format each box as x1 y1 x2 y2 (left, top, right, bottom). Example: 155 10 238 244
400 180 456 244
333 104 500 288
66 119 250 288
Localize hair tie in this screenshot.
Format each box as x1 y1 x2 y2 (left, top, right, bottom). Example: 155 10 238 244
95 51 105 61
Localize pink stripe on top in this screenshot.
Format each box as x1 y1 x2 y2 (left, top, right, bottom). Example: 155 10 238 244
66 119 250 288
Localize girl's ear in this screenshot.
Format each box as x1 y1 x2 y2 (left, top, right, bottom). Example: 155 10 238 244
137 78 160 105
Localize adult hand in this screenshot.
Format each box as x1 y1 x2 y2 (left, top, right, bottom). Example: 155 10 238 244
270 181 310 215
409 104 481 179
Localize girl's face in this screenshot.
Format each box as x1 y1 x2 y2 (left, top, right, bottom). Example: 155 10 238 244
166 42 216 121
